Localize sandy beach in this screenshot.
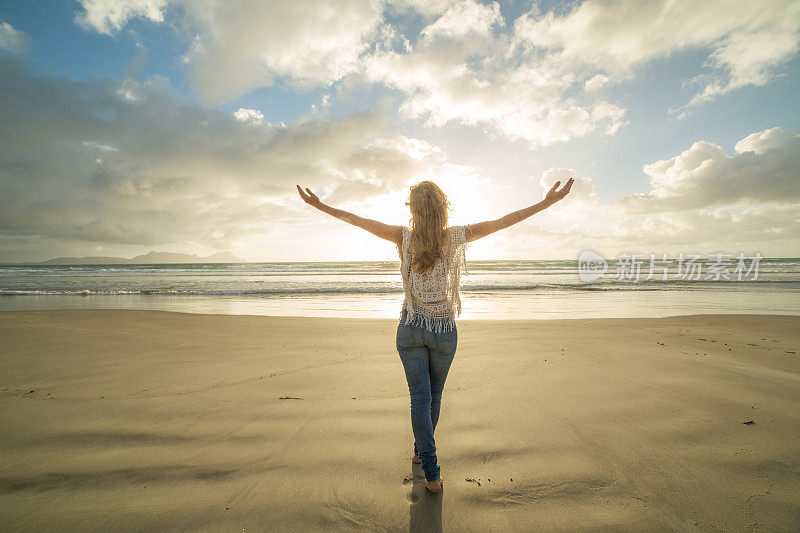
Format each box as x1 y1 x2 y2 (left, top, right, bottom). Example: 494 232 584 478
0 310 798 531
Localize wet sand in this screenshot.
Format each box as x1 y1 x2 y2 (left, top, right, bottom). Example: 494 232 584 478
0 310 798 531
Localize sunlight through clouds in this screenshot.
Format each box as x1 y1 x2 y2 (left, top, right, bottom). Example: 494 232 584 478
0 1 797 261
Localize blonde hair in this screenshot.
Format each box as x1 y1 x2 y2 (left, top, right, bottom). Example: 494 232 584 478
406 180 450 273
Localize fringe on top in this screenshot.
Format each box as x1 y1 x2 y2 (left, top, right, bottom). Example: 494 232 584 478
398 225 470 333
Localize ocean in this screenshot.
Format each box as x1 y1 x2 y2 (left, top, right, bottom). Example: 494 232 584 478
1 258 798 319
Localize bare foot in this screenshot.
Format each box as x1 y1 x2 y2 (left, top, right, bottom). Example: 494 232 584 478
412 454 422 464
425 477 443 493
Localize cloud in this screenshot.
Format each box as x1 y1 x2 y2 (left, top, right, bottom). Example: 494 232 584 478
0 2 794 263
485 127 800 258
362 0 798 145
513 0 800 107
687 22 800 106
232 107 264 124
1 44 796 261
0 55 442 258
491 191 800 259
420 0 502 39
0 22 30 54
389 0 453 18
74 0 799 146
179 0 384 101
620 128 800 212
76 0 385 100
583 74 608 93
75 0 168 34
612 205 800 249
539 168 597 204
363 1 628 146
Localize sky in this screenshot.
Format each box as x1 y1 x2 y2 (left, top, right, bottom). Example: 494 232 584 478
0 0 798 262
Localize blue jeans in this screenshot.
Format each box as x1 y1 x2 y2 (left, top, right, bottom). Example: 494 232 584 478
396 309 458 482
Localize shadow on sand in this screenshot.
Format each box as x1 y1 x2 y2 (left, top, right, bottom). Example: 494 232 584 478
407 462 443 533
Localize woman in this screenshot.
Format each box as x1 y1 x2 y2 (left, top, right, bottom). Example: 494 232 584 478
296 178 574 493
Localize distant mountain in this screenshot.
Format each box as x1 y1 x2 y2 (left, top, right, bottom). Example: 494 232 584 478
22 251 243 265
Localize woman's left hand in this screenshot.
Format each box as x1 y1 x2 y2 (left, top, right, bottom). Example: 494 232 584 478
296 185 323 208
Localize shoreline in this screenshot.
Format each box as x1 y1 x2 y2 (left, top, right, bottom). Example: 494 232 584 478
2 306 800 321
1 310 798 531
3 289 800 319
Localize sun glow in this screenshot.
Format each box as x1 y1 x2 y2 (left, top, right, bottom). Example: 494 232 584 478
333 166 508 261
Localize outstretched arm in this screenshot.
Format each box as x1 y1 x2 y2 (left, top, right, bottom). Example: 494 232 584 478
466 178 574 242
296 185 403 245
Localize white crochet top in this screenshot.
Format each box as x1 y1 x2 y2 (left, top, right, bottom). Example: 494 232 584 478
397 225 470 333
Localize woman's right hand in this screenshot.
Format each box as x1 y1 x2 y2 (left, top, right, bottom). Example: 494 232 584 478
544 178 574 205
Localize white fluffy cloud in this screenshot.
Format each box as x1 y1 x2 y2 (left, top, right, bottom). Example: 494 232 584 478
75 0 168 34
186 0 384 101
620 128 800 212
363 0 628 146
232 107 264 124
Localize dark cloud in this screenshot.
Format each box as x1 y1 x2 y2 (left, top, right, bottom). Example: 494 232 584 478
0 55 427 260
